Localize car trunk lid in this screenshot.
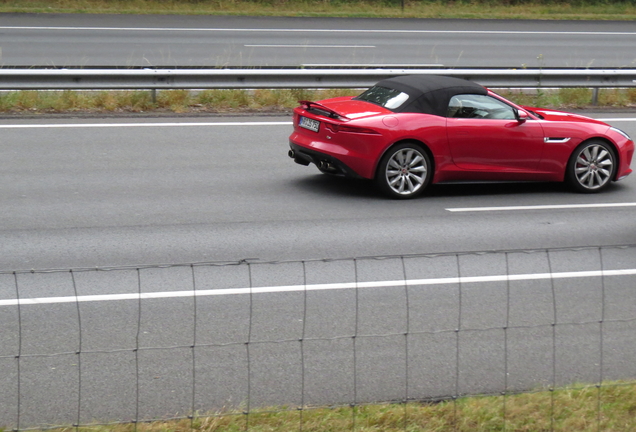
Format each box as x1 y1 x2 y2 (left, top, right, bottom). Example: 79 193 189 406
300 97 392 121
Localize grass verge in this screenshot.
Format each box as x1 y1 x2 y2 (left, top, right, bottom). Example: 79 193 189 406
0 87 634 116
0 89 355 115
1 0 636 21
12 381 636 432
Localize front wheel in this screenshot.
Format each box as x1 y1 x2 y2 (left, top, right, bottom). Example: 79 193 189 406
566 140 616 193
376 143 432 199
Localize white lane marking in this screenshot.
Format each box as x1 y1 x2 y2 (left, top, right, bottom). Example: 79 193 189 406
245 44 375 48
596 118 636 122
3 268 636 306
2 268 635 307
447 203 636 212
0 119 629 130
2 26 636 36
304 63 444 67
0 121 292 129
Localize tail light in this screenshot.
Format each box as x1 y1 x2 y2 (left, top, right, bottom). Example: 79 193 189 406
325 123 381 135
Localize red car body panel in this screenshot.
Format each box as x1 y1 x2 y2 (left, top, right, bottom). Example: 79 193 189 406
528 109 634 180
289 83 634 189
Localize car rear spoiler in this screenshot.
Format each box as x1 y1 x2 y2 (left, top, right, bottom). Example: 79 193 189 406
298 100 350 120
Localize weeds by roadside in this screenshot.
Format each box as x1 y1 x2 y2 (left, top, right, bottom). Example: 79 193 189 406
498 87 636 109
0 88 634 116
0 89 358 115
2 0 636 21
16 381 636 432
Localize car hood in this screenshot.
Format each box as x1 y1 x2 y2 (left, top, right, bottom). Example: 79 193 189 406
317 97 393 119
522 106 609 126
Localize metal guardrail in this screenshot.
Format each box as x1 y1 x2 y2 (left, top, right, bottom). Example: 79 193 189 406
0 68 635 90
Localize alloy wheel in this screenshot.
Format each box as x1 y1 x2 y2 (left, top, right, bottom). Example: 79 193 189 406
385 147 428 196
573 143 615 190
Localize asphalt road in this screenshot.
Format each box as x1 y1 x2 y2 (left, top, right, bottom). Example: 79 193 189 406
0 114 635 271
1 14 635 67
0 113 635 427
2 247 636 427
2 11 636 429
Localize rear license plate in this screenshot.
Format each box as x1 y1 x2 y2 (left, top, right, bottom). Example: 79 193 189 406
299 116 320 132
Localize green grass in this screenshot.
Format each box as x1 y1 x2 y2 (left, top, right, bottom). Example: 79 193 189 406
0 87 634 115
499 87 636 109
23 381 636 432
1 0 636 21
0 89 357 114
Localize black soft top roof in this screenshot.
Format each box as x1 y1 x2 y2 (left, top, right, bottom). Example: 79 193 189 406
362 75 487 116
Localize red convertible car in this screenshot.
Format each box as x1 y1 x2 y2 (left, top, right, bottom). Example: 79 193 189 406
288 75 633 199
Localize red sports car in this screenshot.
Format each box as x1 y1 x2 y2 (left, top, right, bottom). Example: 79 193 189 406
288 75 634 199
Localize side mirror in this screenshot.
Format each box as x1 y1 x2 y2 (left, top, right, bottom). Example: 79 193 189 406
515 109 529 123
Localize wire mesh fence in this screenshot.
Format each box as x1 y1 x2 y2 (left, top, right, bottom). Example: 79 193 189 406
1 244 636 431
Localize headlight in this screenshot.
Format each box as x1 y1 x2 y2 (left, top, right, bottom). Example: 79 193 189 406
610 127 632 141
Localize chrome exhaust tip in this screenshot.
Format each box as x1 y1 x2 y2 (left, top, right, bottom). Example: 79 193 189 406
288 149 296 158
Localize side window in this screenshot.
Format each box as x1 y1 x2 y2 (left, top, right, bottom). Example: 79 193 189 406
447 94 516 120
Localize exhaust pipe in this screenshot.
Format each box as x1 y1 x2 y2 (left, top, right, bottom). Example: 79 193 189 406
290 149 310 166
319 160 338 172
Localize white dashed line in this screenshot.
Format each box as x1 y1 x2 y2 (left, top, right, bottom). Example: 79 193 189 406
245 44 375 48
447 203 636 212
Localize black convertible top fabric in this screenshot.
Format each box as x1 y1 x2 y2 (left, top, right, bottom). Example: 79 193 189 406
367 75 487 116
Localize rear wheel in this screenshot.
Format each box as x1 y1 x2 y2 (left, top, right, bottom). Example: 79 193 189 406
376 142 432 199
566 140 616 193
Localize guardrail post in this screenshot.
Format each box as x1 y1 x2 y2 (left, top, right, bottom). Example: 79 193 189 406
592 88 599 106
151 89 157 104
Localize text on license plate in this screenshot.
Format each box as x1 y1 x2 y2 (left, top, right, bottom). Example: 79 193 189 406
299 116 320 132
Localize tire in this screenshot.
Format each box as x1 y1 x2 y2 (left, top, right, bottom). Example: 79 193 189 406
566 140 617 193
376 142 432 199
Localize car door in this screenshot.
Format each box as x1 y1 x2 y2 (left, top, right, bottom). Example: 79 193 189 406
446 94 545 172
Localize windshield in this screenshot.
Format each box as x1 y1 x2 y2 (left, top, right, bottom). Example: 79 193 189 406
356 86 410 110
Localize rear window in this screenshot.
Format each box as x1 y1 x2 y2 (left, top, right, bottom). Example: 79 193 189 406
356 86 410 110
